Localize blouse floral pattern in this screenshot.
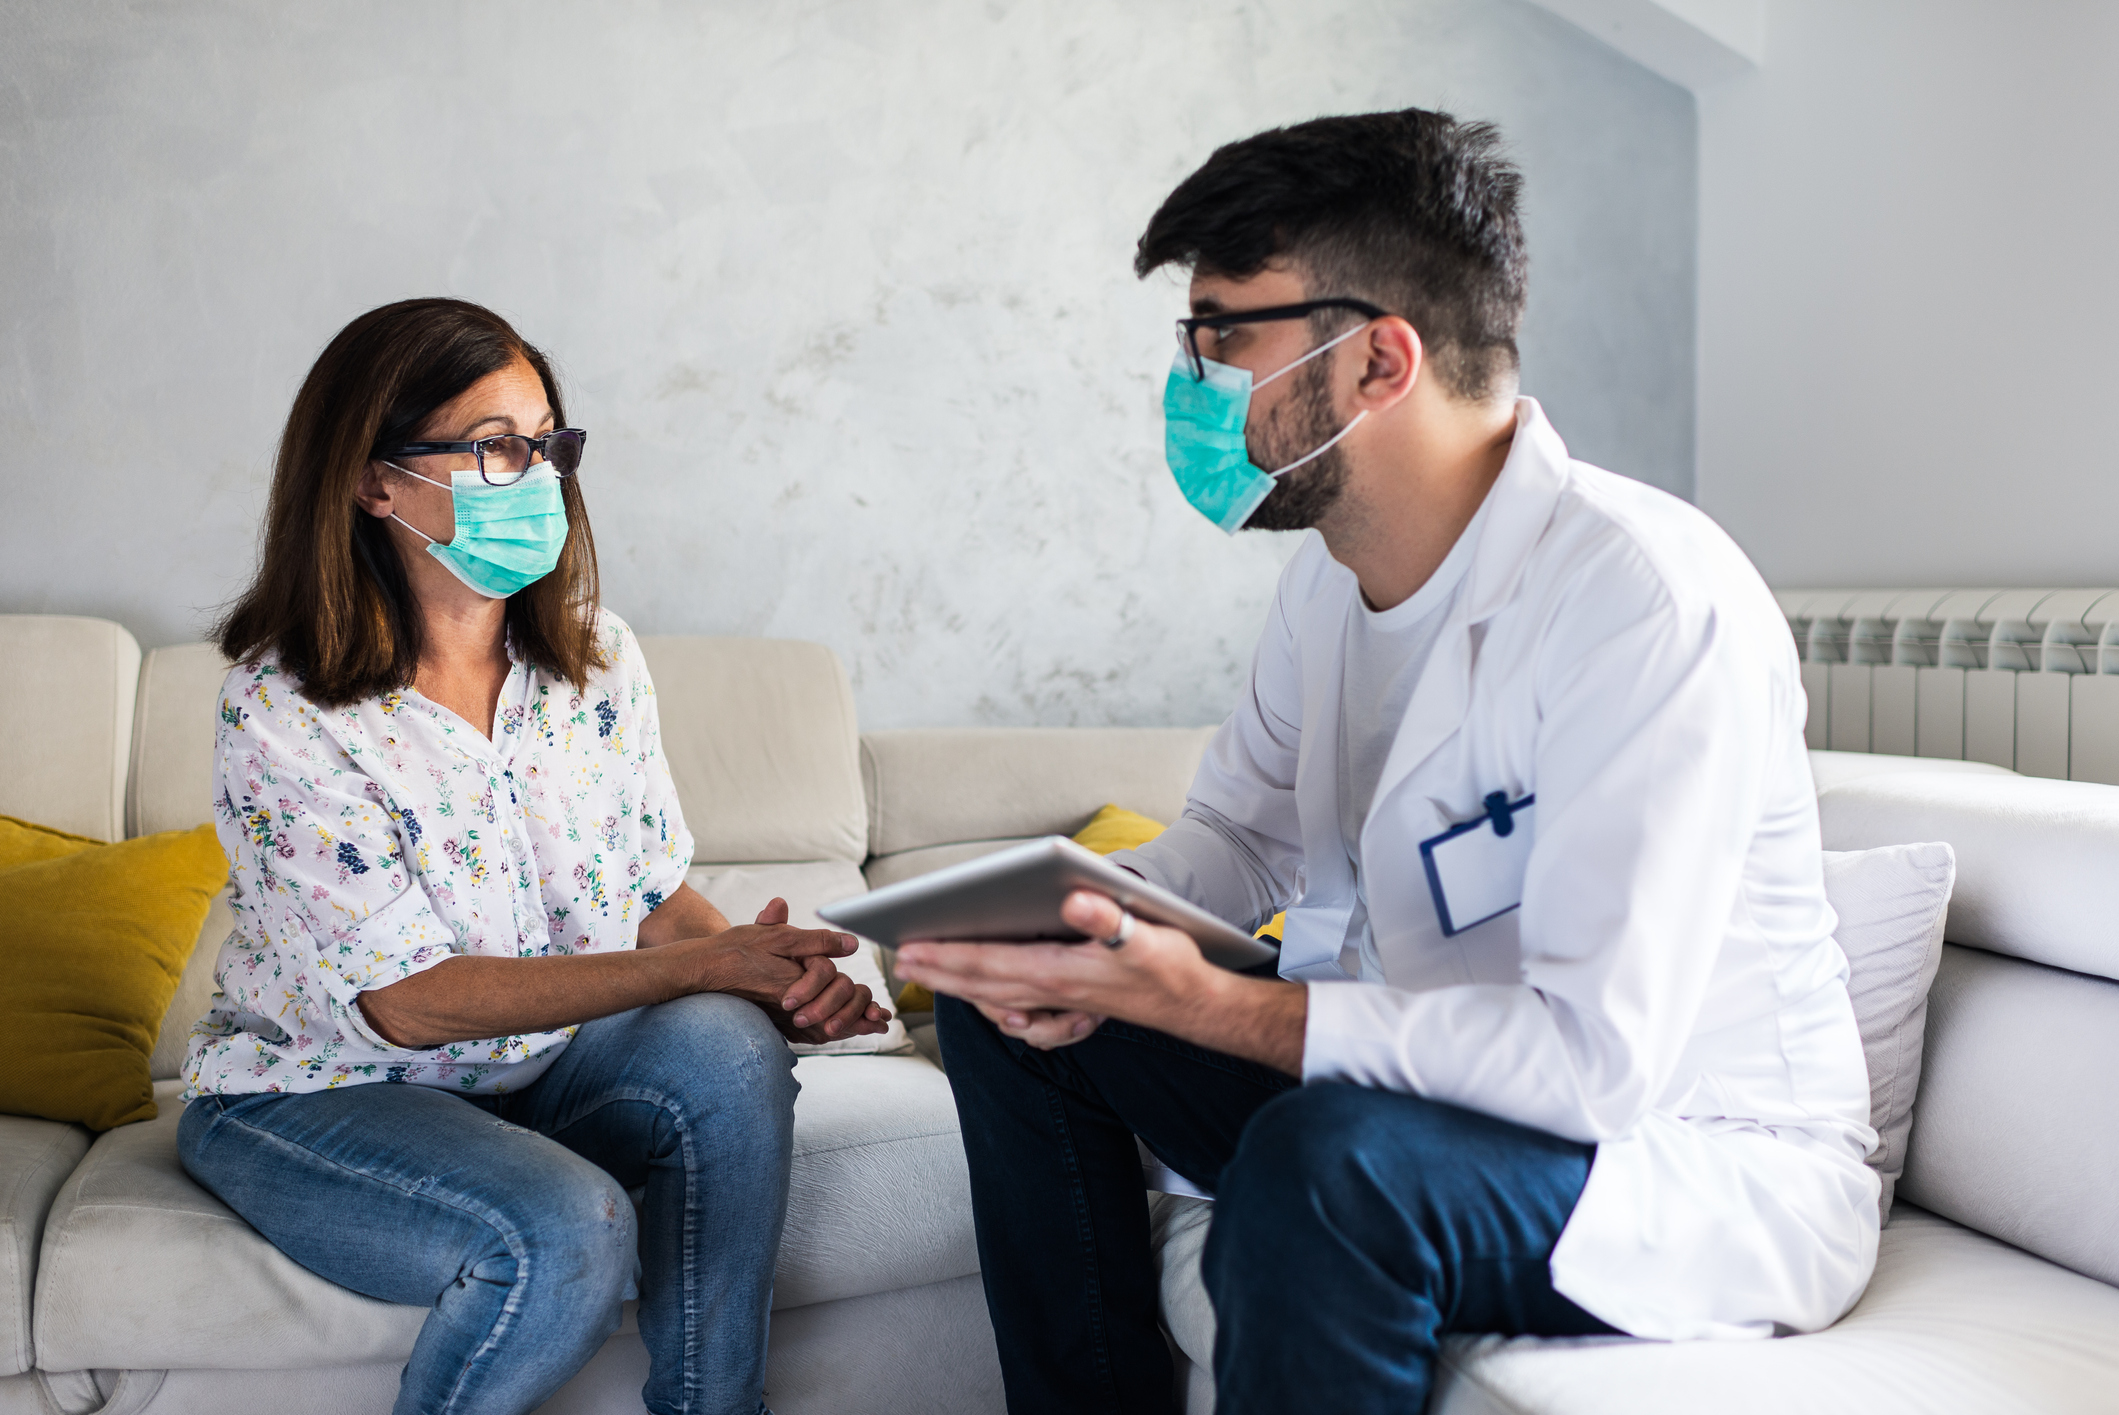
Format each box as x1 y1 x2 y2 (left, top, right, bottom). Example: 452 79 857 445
183 612 694 1097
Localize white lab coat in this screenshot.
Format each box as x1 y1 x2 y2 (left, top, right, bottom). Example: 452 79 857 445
1116 400 1879 1340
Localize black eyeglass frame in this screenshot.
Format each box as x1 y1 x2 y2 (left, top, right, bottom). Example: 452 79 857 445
1174 299 1391 381
378 428 588 485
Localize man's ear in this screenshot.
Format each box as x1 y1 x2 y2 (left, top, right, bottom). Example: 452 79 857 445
1351 317 1422 413
353 461 395 519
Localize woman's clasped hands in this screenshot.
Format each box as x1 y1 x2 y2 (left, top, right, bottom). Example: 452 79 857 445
654 896 893 1046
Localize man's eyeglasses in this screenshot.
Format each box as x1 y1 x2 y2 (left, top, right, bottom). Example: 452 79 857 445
378 428 588 485
1174 299 1389 381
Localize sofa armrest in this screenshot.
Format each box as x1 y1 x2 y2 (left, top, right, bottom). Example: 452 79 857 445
0 1116 92 1376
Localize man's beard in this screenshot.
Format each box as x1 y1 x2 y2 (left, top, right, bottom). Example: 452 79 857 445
1241 356 1351 532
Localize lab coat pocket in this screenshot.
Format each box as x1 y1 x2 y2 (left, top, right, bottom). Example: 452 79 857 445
1419 792 1534 936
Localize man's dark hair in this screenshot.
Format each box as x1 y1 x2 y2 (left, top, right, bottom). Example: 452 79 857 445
1135 108 1527 401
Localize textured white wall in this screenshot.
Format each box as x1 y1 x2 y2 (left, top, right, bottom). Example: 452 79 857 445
1 0 1693 727
1696 0 2119 588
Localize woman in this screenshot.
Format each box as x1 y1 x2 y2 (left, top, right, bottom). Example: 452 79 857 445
178 297 890 1415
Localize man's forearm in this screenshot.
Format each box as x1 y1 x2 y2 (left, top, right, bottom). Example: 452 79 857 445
1137 969 1308 1077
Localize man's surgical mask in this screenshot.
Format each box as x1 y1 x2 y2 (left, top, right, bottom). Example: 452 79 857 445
1161 324 1370 534
387 463 569 599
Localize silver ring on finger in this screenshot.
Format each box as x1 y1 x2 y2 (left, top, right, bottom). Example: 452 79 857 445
1098 909 1136 950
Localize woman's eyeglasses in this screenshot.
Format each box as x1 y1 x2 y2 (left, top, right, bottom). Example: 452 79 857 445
379 428 587 485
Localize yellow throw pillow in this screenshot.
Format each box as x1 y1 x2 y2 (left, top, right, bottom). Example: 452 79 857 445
1071 803 1169 856
890 803 1288 1013
1071 804 1287 941
0 816 226 1130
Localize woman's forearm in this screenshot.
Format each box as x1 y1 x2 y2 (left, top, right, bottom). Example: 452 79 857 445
357 886 876 1049
363 882 742 1046
635 880 730 948
358 948 695 1049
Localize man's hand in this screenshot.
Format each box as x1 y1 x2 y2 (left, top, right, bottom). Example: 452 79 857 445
973 1000 1107 1050
665 897 893 1044
893 889 1307 1073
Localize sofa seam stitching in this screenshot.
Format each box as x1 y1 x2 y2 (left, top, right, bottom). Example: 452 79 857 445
789 1128 960 1159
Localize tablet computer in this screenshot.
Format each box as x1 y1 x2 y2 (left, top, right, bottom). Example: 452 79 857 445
817 836 1281 972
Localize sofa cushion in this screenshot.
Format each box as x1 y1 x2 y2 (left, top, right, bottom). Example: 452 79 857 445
1819 772 2119 982
866 839 1038 891
126 642 232 838
1432 1208 2119 1415
774 1054 977 1309
1150 1192 1216 1380
0 616 139 843
1823 843 1954 1220
1898 945 2119 1289
0 1115 91 1376
860 727 1215 858
32 1081 424 1373
640 637 866 866
34 1052 974 1369
1156 1204 2119 1414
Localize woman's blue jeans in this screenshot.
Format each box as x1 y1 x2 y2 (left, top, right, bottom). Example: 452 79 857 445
177 991 798 1415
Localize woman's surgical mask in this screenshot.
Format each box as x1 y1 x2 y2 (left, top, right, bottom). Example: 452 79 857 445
1162 322 1370 534
386 463 569 599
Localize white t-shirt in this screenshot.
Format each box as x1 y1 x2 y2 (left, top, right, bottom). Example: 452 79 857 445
1334 501 1487 978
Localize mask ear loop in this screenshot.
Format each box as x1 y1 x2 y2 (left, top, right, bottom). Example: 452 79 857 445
1251 322 1375 477
1253 319 1373 391
381 460 448 545
1265 410 1367 479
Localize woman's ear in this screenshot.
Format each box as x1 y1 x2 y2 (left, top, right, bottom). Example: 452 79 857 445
353 461 395 519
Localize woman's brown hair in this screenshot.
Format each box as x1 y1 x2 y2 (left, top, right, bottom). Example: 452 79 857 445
218 298 603 707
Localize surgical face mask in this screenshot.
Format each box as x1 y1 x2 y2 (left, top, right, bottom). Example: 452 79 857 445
1161 323 1370 534
386 463 569 599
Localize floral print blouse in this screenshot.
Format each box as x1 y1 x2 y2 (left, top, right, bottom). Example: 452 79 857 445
183 612 694 1097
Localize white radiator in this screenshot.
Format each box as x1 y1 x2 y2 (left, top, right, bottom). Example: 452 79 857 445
1775 588 2119 783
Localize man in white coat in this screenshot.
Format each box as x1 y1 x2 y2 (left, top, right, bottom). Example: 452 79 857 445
895 108 1878 1415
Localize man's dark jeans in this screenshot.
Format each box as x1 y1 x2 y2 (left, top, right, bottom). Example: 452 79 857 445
935 994 1618 1415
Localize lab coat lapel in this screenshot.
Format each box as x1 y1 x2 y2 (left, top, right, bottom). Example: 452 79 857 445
1365 399 1572 821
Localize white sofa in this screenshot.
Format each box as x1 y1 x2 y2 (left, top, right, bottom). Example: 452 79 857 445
3 613 2117 1414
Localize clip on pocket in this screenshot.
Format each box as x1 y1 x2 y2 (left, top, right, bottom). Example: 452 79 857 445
1419 793 1535 936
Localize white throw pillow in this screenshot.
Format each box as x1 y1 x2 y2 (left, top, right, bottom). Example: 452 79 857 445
1822 841 1956 1222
